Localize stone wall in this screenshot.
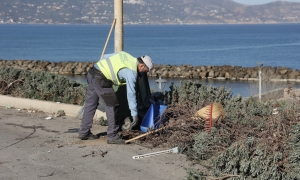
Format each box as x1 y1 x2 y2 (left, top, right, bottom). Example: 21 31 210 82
152 64 300 82
1 59 300 82
0 60 94 75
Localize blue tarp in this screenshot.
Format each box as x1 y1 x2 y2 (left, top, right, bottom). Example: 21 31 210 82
140 104 167 132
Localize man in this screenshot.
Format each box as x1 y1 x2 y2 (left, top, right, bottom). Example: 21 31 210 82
78 51 153 144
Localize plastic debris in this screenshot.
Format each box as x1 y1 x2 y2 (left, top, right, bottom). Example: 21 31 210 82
133 147 178 159
55 110 65 117
273 108 279 115
45 117 52 120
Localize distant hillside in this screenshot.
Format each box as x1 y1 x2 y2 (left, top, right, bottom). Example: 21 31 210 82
0 0 299 24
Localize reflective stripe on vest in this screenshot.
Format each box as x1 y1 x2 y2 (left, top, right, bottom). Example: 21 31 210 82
96 51 137 85
99 58 118 84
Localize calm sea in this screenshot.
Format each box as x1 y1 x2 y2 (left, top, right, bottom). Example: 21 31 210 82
1 24 300 96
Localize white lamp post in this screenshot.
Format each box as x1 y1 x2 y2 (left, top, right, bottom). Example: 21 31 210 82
258 63 263 101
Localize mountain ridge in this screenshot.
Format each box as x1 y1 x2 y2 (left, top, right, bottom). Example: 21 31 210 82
0 0 299 24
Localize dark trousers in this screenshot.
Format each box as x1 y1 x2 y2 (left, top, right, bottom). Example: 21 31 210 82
79 69 120 140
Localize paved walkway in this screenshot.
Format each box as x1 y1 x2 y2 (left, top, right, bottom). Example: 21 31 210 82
0 106 192 180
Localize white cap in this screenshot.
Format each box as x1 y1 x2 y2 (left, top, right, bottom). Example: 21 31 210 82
141 55 153 75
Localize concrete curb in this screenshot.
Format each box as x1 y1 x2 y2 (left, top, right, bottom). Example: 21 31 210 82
0 95 106 119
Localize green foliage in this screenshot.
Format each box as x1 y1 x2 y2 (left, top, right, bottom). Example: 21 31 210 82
164 80 299 179
191 131 294 179
99 116 108 126
222 94 244 120
286 123 300 179
186 168 206 180
213 144 284 179
189 102 300 179
225 97 273 124
192 128 231 161
0 67 86 105
164 80 232 112
164 80 272 121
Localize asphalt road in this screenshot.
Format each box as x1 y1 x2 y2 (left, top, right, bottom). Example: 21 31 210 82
0 106 193 180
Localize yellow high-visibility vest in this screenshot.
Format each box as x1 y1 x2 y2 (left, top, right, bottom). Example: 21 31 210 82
96 51 137 85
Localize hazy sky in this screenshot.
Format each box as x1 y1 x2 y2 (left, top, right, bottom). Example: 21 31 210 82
233 0 300 5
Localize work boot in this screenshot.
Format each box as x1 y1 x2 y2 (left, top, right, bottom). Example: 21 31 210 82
78 132 99 140
107 138 125 144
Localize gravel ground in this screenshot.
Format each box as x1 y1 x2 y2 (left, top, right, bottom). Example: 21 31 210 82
0 106 195 180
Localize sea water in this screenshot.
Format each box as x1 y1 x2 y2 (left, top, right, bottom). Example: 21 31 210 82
1 24 300 96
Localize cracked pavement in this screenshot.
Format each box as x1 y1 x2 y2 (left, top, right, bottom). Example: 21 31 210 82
0 106 192 180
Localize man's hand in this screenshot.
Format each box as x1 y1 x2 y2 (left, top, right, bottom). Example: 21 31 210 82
131 116 139 127
122 117 132 131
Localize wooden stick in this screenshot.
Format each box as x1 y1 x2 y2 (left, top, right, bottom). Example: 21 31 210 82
100 18 116 59
125 127 165 144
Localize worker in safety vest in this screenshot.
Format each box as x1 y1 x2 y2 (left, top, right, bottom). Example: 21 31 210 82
78 51 153 144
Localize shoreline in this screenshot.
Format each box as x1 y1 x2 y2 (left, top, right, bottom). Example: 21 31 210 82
1 59 300 82
1 23 300 25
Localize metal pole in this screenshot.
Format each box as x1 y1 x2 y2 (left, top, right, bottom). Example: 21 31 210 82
259 68 261 101
258 63 263 101
114 0 123 52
